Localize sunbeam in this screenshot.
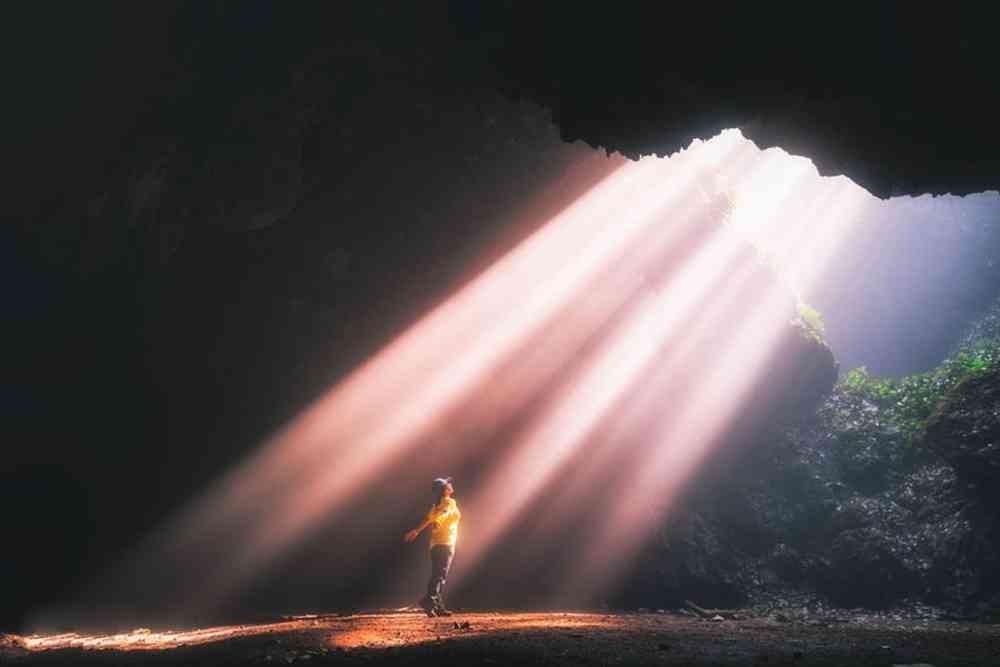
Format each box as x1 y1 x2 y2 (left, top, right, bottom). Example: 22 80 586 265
36 129 871 629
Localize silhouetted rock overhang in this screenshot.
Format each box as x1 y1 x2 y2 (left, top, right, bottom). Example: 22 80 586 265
461 3 1000 198
8 2 999 222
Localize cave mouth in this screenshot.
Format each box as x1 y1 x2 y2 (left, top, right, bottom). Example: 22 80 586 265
16 108 1000 632
7 3 1000 629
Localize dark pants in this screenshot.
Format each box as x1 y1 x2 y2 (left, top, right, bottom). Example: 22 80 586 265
426 544 454 605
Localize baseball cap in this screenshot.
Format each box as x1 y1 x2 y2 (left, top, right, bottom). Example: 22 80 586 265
431 476 453 490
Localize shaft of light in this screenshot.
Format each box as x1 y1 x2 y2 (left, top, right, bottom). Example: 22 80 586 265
52 139 742 621
559 179 868 601
37 129 873 626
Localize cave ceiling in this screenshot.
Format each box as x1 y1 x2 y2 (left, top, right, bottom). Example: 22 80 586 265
471 4 1000 198
8 1 999 226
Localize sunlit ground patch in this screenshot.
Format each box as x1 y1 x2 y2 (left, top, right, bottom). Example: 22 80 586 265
16 618 327 652
326 612 627 648
15 612 628 653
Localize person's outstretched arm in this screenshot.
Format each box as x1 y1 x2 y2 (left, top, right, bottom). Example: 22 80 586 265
404 498 458 542
404 502 448 542
404 516 434 543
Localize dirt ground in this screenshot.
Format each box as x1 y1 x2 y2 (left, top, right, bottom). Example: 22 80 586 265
3 610 999 666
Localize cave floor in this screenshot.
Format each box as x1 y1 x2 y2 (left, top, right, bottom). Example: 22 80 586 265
4 611 999 666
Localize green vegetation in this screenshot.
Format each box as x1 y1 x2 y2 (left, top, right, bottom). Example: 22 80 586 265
795 302 827 344
823 338 1000 448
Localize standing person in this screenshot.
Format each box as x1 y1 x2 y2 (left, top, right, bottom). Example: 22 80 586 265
404 477 461 617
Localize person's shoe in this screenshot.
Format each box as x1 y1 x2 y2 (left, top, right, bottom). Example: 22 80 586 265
419 596 437 617
434 605 453 617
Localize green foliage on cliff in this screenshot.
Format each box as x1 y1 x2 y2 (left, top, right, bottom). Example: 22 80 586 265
824 338 1000 449
795 302 827 345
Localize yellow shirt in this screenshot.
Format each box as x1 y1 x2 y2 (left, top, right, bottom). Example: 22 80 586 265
425 497 460 549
